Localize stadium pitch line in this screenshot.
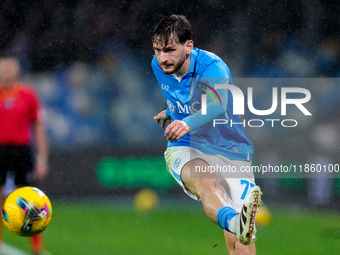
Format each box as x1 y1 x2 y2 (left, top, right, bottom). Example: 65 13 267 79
1 243 29 255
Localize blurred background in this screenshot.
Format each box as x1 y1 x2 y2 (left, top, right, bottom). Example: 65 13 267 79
1 1 340 254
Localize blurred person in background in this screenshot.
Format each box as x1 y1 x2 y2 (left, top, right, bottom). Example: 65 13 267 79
0 56 49 255
153 15 262 255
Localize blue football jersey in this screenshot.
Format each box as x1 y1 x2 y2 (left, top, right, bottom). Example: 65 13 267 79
152 47 253 161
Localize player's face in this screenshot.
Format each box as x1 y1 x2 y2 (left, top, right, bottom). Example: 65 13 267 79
0 58 20 87
153 37 193 75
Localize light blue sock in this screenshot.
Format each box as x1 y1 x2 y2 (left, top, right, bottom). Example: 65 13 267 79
216 206 238 233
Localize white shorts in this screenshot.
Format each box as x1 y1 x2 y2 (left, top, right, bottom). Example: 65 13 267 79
164 146 255 213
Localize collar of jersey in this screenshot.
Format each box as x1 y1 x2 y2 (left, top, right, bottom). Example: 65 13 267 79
188 48 198 74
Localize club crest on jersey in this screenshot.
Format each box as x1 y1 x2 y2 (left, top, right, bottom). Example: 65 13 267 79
167 99 176 113
173 158 181 169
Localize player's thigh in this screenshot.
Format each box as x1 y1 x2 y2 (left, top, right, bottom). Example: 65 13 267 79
215 158 255 212
180 158 217 198
11 146 34 186
165 146 213 200
0 146 11 186
224 230 256 255
218 177 255 213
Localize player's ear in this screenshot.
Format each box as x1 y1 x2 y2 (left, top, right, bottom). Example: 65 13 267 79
185 40 194 54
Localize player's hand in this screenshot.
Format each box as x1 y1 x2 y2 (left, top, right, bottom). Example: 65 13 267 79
164 120 190 142
34 157 49 181
154 110 171 128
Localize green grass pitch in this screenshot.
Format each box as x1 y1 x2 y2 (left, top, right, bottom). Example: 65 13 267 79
2 199 340 255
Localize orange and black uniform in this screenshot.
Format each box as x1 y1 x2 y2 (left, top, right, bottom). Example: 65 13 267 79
0 83 40 186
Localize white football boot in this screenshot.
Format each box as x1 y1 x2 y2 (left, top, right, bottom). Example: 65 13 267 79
236 185 263 245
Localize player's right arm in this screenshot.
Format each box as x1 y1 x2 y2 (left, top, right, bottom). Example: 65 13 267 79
28 86 49 181
154 110 171 128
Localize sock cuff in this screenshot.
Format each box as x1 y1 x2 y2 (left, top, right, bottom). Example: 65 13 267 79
216 206 237 232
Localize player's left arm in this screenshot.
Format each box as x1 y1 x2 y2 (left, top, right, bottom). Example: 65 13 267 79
164 86 227 142
30 90 49 181
33 118 49 181
165 61 230 141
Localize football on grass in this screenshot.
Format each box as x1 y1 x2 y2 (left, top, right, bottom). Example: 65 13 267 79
2 187 52 236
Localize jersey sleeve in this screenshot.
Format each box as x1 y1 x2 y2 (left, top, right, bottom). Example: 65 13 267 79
165 107 171 117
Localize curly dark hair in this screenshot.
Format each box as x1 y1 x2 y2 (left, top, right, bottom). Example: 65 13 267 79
152 14 192 46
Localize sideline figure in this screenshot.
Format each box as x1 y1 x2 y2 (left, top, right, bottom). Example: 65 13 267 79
0 56 49 255
152 15 262 255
